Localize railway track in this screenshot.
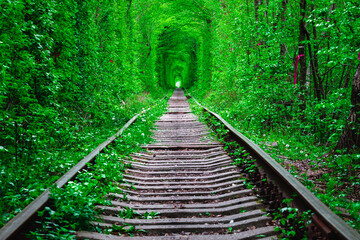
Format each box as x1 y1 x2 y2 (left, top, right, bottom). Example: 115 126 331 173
77 89 277 239
1 89 359 239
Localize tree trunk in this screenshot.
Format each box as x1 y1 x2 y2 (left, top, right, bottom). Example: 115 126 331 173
335 62 360 152
265 0 269 25
342 66 352 88
126 0 132 17
308 0 324 101
298 0 307 113
254 0 260 22
279 0 287 58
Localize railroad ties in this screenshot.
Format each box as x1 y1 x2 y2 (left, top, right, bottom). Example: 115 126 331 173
77 89 277 239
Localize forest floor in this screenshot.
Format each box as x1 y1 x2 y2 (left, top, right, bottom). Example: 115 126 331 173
253 136 360 231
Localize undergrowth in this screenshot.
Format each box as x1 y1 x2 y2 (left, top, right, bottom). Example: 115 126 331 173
187 92 360 232
26 96 167 239
0 93 167 237
189 99 313 239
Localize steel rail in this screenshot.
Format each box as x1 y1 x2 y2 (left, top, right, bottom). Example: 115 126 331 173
189 93 360 240
0 93 169 240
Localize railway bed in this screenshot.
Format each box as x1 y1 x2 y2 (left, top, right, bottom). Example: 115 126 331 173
76 89 276 239
1 89 359 240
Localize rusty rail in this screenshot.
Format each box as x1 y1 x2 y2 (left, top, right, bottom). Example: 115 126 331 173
188 93 360 240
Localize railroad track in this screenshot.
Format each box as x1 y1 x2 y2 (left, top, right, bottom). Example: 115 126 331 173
77 89 277 239
1 89 359 239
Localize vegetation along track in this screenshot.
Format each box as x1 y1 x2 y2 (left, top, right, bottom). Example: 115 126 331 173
77 89 360 240
76 89 275 239
1 89 359 239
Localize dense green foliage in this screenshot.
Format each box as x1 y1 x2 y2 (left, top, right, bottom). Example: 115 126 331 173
184 0 360 231
188 0 359 148
0 0 165 227
1 0 163 164
184 0 360 230
1 0 359 236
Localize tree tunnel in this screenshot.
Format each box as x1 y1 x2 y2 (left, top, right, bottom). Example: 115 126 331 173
147 0 212 89
156 27 199 89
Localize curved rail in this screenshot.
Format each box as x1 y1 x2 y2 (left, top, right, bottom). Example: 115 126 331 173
0 93 169 240
188 93 360 240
